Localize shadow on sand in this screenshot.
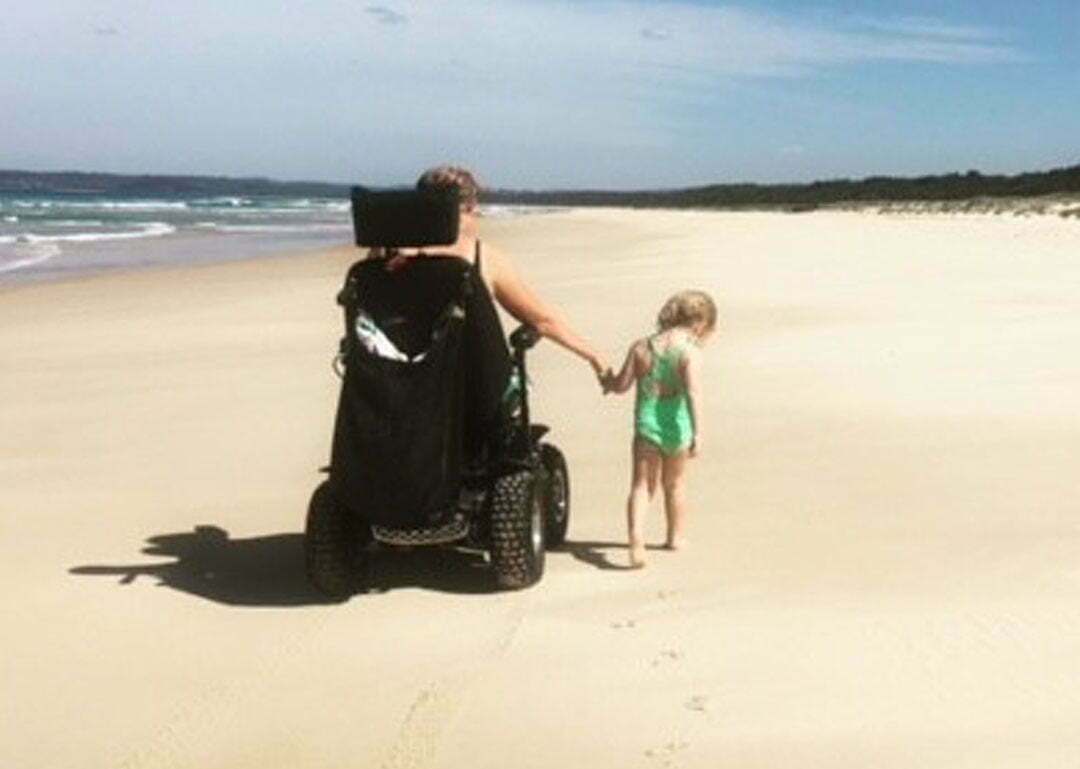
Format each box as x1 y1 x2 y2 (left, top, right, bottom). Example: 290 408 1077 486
560 539 667 571
69 524 498 607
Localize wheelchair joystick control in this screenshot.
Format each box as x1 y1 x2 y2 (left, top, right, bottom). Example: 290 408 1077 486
510 324 541 351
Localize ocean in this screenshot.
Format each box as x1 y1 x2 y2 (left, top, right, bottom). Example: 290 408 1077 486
0 192 554 283
0 192 357 283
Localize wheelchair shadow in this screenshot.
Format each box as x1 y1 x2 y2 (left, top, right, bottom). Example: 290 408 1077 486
558 540 668 571
69 524 497 607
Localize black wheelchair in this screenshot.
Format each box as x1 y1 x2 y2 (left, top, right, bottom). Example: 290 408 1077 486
304 187 569 599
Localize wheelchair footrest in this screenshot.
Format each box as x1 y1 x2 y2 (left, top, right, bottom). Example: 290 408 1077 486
372 514 469 546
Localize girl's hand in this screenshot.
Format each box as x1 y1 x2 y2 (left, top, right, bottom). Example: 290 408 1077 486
599 367 616 393
603 340 644 396
689 436 702 458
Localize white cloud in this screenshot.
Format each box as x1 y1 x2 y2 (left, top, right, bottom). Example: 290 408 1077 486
365 5 408 25
0 1 1025 184
2 2 1021 82
855 15 1002 42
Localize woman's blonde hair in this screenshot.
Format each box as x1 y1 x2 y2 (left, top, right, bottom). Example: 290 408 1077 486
657 290 717 333
416 165 480 212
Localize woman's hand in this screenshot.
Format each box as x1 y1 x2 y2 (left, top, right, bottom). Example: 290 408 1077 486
592 360 613 393
598 367 616 394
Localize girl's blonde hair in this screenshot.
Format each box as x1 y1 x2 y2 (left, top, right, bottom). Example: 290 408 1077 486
416 165 480 212
657 290 717 333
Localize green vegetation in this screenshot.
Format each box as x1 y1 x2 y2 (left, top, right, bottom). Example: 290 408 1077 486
485 164 1080 210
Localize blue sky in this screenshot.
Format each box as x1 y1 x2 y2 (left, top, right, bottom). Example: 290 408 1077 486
2 0 1077 188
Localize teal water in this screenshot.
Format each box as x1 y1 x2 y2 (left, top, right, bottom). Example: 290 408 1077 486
0 193 352 281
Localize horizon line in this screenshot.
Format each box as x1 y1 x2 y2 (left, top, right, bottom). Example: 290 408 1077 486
2 162 1079 195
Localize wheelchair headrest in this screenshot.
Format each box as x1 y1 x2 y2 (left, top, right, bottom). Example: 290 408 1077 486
350 187 460 248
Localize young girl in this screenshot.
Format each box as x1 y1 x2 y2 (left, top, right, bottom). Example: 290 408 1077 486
603 291 717 568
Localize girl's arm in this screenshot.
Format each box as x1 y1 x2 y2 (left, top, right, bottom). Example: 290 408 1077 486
486 243 606 376
605 340 645 394
681 345 704 456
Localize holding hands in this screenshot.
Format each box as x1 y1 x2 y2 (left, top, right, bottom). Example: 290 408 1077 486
585 355 611 392
598 367 616 394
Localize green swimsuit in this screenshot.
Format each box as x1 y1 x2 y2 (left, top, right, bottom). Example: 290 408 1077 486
634 334 693 455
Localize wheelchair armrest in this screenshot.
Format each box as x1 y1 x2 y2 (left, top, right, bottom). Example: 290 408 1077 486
509 324 541 352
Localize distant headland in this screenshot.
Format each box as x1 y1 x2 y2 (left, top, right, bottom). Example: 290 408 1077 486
0 170 348 198
2 164 1078 211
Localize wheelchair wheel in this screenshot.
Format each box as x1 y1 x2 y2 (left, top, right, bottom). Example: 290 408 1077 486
489 470 545 589
304 481 369 600
540 443 570 548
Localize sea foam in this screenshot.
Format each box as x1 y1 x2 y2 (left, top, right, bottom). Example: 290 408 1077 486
1 222 177 244
0 242 61 274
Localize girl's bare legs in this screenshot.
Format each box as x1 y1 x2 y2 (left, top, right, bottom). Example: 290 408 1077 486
661 451 690 549
627 439 661 568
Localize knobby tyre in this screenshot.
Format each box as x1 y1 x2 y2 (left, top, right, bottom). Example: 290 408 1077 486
539 443 570 548
489 470 545 589
305 481 368 600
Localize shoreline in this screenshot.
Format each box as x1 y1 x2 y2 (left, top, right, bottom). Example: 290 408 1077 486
0 232 353 290
5 196 1079 288
8 200 1080 292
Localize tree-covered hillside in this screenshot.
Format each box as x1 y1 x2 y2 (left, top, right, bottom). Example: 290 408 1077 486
485 164 1080 209
0 170 348 197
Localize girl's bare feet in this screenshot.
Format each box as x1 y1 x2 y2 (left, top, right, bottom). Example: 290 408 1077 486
663 538 687 551
629 540 647 568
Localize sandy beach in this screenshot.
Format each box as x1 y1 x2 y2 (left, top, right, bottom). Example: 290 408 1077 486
3 207 1079 768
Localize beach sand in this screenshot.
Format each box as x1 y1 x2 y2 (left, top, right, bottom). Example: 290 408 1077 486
3 209 1079 768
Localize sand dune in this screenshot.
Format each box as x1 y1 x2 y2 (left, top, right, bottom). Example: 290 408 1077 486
832 193 1080 218
3 209 1079 768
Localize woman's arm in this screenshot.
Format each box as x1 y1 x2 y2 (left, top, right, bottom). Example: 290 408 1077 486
681 346 704 456
485 243 606 375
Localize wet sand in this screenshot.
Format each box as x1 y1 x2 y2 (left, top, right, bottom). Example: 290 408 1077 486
3 208 1079 768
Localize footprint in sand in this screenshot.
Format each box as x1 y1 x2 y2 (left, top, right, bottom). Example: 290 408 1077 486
650 648 683 667
610 618 637 629
684 694 708 713
645 740 690 767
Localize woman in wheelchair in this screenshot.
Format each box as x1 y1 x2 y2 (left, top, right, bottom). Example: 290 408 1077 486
306 165 590 596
